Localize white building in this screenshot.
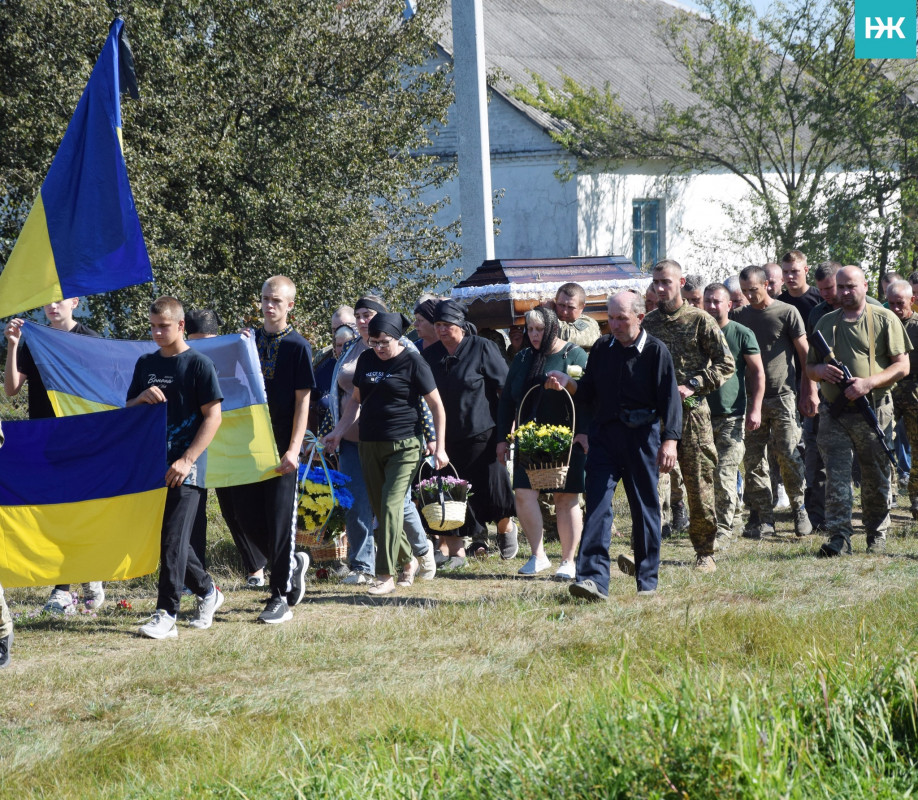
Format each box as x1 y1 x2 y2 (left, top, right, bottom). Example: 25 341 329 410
427 0 770 280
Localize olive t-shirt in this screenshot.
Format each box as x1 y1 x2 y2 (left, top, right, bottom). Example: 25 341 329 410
733 301 804 398
707 321 760 417
808 305 912 405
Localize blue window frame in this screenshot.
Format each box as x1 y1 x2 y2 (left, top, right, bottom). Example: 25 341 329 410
632 199 663 268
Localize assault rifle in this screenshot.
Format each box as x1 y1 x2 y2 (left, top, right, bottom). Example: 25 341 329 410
809 330 897 467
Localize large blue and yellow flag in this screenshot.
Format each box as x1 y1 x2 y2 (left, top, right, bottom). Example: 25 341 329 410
22 323 280 487
0 18 151 318
0 405 166 587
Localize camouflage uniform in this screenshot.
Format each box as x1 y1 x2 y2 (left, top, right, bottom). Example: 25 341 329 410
643 303 735 556
891 313 918 512
809 306 911 553
712 415 744 539
559 316 601 350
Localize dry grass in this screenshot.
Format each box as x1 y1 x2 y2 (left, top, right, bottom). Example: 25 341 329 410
2 488 918 797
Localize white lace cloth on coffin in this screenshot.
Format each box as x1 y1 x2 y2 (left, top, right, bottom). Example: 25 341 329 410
450 277 652 304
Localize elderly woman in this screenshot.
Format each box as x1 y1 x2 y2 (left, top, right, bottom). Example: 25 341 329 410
420 299 518 568
324 313 447 595
327 296 439 585
496 306 586 580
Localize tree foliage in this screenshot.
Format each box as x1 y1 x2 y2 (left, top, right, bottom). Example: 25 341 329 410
515 0 918 271
0 0 458 341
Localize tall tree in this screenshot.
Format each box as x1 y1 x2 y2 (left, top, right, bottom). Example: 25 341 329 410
515 0 918 271
0 0 458 340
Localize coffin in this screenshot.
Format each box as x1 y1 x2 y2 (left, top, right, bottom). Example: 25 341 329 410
450 255 651 329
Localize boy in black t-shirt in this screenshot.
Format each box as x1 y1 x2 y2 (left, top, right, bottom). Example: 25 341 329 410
229 275 315 624
126 297 224 640
3 298 106 613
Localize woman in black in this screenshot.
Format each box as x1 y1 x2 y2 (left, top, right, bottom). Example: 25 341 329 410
324 313 447 596
420 300 517 568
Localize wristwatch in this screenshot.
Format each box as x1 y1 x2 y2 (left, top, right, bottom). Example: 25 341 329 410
687 377 701 391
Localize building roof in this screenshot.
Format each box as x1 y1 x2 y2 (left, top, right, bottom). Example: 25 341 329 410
437 0 702 135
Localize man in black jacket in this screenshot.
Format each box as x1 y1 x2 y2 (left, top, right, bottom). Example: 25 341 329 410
547 291 682 598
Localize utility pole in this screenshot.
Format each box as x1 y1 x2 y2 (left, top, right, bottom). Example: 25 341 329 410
450 0 495 276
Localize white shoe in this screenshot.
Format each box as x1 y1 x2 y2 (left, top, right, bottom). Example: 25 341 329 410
139 610 178 639
82 582 105 610
774 484 791 510
417 548 437 580
188 587 224 630
553 560 576 581
44 588 75 614
518 554 551 576
342 571 372 585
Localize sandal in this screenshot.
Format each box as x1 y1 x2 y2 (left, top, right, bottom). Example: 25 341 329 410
397 558 419 587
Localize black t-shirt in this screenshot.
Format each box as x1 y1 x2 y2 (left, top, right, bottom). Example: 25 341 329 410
778 287 821 322
355 348 436 442
254 327 316 451
18 322 99 419
421 335 508 444
127 348 223 487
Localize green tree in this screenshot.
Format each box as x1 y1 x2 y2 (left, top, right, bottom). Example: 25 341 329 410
515 0 918 272
0 0 458 341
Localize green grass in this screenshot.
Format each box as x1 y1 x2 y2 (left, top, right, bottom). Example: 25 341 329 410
3 488 918 798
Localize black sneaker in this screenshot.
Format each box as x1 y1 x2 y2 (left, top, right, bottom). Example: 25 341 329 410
288 551 309 607
672 501 689 532
497 522 519 560
0 629 12 668
257 595 293 624
569 579 608 602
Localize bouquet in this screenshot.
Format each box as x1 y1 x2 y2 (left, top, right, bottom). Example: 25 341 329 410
297 464 354 541
414 475 472 505
509 420 573 466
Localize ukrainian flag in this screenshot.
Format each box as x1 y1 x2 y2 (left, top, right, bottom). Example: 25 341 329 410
0 405 166 587
22 323 280 487
0 18 151 319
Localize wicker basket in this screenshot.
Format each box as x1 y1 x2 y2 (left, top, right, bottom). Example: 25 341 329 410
514 384 575 493
296 529 348 562
416 461 468 531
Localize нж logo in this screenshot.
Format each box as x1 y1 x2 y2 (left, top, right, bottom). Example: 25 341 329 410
855 0 916 58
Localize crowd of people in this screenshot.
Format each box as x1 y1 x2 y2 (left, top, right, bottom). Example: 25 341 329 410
2 252 916 666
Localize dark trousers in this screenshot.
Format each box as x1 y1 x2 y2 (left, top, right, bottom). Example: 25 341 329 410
189 488 208 569
159 485 214 616
223 473 298 602
577 421 662 594
215 486 267 574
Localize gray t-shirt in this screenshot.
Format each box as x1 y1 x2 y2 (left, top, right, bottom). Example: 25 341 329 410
733 301 805 397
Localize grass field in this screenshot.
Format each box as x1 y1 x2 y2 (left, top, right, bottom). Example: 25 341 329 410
3 486 918 798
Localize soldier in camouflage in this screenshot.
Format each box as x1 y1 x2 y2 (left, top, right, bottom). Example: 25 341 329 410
885 280 918 518
555 283 602 350
643 260 736 571
806 266 911 556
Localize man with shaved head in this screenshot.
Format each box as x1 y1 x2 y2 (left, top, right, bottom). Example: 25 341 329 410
807 266 911 557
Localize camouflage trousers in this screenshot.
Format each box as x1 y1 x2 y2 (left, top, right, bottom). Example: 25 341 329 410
816 399 893 552
711 414 745 539
743 393 805 520
677 402 718 556
893 380 918 510
0 583 10 639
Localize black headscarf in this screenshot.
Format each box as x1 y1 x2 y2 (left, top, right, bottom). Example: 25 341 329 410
368 312 411 340
414 299 438 324
524 305 561 388
434 299 477 336
355 297 387 315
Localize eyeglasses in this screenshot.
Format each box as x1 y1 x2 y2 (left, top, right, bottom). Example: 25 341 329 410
368 338 394 349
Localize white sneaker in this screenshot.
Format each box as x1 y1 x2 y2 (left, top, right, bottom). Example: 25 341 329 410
188 587 224 630
44 588 75 614
82 582 105 610
518 554 551 576
139 610 178 639
774 484 791 510
417 548 437 580
342 571 372 585
553 560 576 581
